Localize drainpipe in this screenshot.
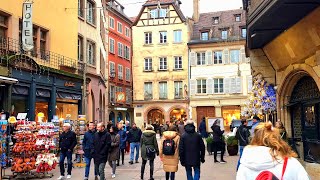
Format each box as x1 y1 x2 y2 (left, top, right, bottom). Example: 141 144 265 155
188 47 192 120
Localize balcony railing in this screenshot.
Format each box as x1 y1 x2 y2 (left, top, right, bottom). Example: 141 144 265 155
189 35 246 45
0 36 83 75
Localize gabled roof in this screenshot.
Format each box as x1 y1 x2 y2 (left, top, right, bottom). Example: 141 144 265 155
107 0 133 25
133 0 186 26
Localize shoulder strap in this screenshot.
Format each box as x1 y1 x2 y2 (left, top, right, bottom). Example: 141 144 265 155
280 157 288 180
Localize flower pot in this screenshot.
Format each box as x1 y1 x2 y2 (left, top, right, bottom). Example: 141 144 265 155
227 145 238 156
207 143 213 155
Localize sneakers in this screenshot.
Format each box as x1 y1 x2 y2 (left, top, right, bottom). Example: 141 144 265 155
214 160 219 163
135 160 139 163
57 176 64 180
129 161 133 165
220 160 227 164
66 175 72 179
84 177 88 180
112 174 116 178
94 176 99 180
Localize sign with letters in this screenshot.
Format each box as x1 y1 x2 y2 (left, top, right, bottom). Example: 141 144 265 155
22 2 34 51
64 81 75 87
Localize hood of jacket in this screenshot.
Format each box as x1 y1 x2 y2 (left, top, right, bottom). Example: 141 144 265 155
163 131 178 140
184 124 195 134
240 146 283 171
143 130 156 137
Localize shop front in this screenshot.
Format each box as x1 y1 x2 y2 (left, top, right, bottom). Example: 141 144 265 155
222 105 241 127
109 107 134 125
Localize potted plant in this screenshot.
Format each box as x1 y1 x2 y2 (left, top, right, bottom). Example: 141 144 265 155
226 135 238 156
205 136 213 155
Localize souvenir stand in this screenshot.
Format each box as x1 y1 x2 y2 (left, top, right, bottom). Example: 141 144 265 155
74 115 86 168
0 115 8 179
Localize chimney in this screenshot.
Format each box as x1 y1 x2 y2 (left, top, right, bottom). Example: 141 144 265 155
193 0 200 23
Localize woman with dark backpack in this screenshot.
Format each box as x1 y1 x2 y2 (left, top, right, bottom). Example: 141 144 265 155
160 125 180 180
140 124 159 180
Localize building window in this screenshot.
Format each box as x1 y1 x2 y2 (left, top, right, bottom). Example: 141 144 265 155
117 22 122 33
174 56 182 69
40 30 47 59
78 36 84 62
159 9 167 18
126 88 131 104
118 42 123 57
235 14 241 22
110 85 115 102
197 79 206 94
241 28 247 38
144 82 153 100
124 46 130 60
173 30 182 43
150 8 167 18
221 30 228 40
0 14 7 38
214 78 224 93
118 64 123 80
160 31 167 44
145 32 152 44
230 50 240 63
87 41 95 65
214 51 222 64
174 81 183 99
125 27 130 37
144 58 152 71
196 52 206 65
150 9 158 18
109 61 115 78
159 57 167 70
109 38 115 54
159 82 167 99
125 68 130 81
213 17 219 24
109 17 115 29
201 31 209 40
86 0 95 25
78 0 84 18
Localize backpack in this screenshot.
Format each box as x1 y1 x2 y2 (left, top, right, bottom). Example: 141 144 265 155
255 157 288 180
162 139 175 155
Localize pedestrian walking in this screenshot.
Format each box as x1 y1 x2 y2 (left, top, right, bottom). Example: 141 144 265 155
117 123 127 166
124 120 131 153
57 123 77 180
250 115 261 136
237 122 309 180
275 121 287 141
235 119 250 171
140 124 159 180
178 120 185 135
199 117 208 139
211 119 226 163
83 122 98 180
179 120 205 180
163 120 170 132
160 125 180 180
93 123 111 180
108 126 120 179
128 122 142 164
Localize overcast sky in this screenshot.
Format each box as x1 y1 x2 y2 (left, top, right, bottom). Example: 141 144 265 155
117 0 243 18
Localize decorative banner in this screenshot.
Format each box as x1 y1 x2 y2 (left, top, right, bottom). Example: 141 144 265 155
116 92 126 103
22 2 34 51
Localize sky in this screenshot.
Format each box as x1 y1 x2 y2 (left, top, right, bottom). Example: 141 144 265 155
117 0 243 18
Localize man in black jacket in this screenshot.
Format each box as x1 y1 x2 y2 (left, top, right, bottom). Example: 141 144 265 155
58 123 77 180
93 123 111 180
179 120 205 180
127 122 142 164
235 119 250 171
83 122 97 180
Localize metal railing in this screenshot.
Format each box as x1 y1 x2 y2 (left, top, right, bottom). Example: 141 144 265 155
0 36 83 75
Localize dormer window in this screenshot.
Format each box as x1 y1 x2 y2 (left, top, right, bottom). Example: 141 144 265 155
201 31 209 41
213 17 219 24
150 8 167 18
235 14 241 22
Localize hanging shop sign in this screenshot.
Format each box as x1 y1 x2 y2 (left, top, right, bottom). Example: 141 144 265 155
22 2 34 51
64 81 75 87
115 107 127 111
56 91 81 100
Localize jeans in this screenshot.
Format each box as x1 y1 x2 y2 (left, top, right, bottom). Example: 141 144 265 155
130 142 140 161
84 156 98 178
141 159 154 179
59 151 72 176
108 160 117 175
185 166 200 180
165 172 175 180
94 162 106 180
237 146 245 171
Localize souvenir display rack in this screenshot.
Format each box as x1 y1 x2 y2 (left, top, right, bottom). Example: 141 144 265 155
74 119 86 168
0 120 8 178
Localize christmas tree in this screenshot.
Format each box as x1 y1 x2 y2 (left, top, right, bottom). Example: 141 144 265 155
242 74 276 118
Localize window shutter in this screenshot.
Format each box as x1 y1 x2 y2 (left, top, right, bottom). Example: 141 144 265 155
207 78 213 94
190 52 196 66
236 77 242 93
230 78 236 93
247 75 253 92
240 48 246 63
224 78 231 94
190 79 196 95
206 51 213 65
223 49 229 64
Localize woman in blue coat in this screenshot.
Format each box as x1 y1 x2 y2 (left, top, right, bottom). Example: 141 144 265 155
117 123 127 165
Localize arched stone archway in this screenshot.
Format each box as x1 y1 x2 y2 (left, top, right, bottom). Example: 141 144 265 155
143 106 166 124
168 105 187 122
109 111 115 124
144 106 165 125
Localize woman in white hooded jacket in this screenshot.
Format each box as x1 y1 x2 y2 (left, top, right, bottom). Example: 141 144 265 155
236 122 309 180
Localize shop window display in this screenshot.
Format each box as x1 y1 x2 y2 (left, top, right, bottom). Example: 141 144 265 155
222 106 241 128
56 100 78 120
35 102 48 123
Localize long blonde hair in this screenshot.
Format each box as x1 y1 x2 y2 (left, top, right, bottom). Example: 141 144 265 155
250 122 297 160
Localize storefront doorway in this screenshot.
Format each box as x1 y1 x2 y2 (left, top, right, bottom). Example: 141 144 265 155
196 106 215 127
222 106 241 127
109 111 115 124
290 76 320 163
169 108 186 122
147 109 164 124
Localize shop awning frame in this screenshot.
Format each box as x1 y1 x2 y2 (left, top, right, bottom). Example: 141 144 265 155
0 76 18 84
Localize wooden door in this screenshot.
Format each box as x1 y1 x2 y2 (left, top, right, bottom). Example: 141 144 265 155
196 106 215 126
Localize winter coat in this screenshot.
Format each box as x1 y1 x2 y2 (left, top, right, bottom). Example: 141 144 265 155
211 124 224 142
93 130 111 164
59 130 77 153
140 130 159 160
237 146 309 180
118 129 127 149
179 124 205 167
199 120 208 138
160 131 180 172
178 124 185 135
235 125 250 146
83 129 96 158
128 127 142 143
108 132 120 161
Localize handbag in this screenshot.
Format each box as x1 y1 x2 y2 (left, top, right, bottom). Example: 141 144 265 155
146 146 156 159
255 157 288 180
